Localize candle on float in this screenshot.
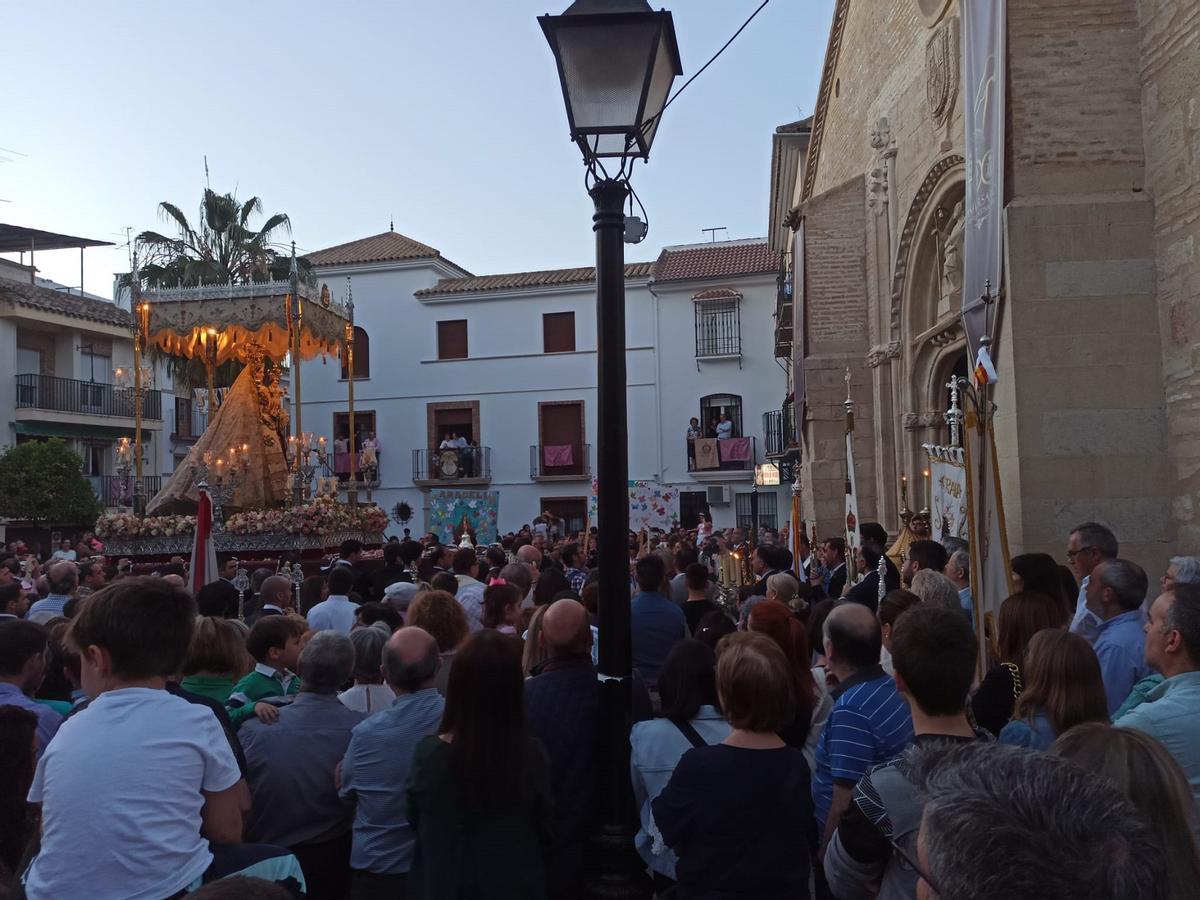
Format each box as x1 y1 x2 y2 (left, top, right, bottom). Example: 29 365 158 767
922 468 932 510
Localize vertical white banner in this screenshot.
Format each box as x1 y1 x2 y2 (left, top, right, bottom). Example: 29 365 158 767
961 0 1006 354
792 221 806 446
926 448 969 540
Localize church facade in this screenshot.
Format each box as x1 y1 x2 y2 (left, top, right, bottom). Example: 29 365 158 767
772 0 1199 574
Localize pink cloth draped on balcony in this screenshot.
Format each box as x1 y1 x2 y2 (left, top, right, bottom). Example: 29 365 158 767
718 437 752 462
543 444 574 467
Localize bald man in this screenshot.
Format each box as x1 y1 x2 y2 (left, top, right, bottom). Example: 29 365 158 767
244 575 293 625
339 626 444 895
524 599 600 895
813 602 914 852
162 574 188 592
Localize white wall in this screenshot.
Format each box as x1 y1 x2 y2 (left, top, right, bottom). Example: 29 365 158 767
302 253 790 536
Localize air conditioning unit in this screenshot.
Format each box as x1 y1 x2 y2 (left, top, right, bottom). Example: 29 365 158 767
706 485 731 505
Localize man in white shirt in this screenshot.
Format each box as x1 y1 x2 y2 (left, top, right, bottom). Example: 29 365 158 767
307 566 358 634
715 413 734 440
1066 522 1118 643
23 577 303 898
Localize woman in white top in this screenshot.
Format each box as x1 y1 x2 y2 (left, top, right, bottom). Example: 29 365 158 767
338 624 396 714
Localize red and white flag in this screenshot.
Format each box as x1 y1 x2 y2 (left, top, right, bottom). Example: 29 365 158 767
974 345 998 387
190 487 219 594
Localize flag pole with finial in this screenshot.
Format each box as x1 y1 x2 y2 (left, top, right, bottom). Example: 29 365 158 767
844 367 861 587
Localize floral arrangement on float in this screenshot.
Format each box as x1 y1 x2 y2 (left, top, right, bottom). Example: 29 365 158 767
95 512 198 540
97 498 388 542
225 497 389 537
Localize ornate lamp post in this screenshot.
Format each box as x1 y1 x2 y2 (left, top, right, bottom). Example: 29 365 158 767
130 276 152 516
539 4 680 896
344 278 358 509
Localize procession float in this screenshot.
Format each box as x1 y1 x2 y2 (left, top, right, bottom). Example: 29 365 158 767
95 252 387 565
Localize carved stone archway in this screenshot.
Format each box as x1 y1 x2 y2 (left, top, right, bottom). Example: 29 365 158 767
891 156 967 486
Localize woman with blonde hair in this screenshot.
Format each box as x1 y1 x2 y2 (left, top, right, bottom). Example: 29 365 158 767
522 605 550 677
1054 723 1200 900
1000 629 1108 750
179 615 252 702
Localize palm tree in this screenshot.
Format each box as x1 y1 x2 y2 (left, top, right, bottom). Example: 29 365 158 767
135 188 299 287
132 188 305 391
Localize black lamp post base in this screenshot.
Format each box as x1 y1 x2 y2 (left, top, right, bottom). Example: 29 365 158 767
586 823 653 900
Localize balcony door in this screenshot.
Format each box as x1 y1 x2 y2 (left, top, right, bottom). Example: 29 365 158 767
538 401 585 476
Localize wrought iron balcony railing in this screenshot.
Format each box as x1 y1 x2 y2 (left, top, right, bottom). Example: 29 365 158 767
413 446 492 483
17 374 162 420
93 475 163 507
686 435 756 472
764 406 798 458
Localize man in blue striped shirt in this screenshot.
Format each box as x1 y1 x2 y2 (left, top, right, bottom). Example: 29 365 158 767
812 602 913 853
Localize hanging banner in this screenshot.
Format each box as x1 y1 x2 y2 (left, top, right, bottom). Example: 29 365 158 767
923 445 969 540
961 0 1006 353
589 478 680 532
964 412 1014 663
793 222 807 444
428 489 499 545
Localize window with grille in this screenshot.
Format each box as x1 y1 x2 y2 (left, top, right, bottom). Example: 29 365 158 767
694 295 741 357
437 320 468 360
735 492 778 530
543 312 576 353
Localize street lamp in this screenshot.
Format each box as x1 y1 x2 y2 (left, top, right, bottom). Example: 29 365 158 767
540 3 681 897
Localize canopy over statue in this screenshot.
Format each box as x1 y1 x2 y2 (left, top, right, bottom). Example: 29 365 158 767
139 274 350 515
143 279 348 365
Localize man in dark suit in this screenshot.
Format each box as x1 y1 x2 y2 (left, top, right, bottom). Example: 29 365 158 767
810 537 848 599
246 575 294 626
369 540 421 603
844 541 902 613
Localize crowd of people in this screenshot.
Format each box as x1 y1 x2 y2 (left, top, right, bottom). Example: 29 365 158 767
1 516 1199 899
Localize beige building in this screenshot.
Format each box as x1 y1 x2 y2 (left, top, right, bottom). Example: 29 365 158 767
769 0 1200 575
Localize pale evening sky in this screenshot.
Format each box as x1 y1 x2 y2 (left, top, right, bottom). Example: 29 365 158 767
1 1 834 299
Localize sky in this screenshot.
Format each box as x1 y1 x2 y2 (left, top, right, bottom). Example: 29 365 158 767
1 1 834 299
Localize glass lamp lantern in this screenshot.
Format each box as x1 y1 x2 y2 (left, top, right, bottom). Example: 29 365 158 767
539 0 682 163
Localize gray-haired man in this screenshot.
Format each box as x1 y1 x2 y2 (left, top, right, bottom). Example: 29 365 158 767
240 630 365 898
339 627 444 900
912 742 1165 899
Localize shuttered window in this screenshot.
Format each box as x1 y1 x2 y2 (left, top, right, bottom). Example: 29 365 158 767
543 312 576 353
437 320 468 360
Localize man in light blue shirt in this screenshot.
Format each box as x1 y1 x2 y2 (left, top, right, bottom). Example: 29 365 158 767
1086 559 1151 714
307 566 357 634
340 627 445 898
1117 582 1200 812
1066 522 1118 643
945 548 973 625
0 620 62 756
26 560 78 624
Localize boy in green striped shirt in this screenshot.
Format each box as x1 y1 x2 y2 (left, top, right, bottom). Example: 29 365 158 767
227 616 305 728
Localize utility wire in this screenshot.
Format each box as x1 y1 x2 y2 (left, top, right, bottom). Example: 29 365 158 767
644 0 771 132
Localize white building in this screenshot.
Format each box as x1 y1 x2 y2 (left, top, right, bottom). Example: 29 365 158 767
301 230 789 537
0 258 170 508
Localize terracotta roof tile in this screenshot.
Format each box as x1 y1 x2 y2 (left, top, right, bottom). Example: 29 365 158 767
654 239 778 283
0 275 132 327
415 262 654 297
305 231 451 268
692 288 742 300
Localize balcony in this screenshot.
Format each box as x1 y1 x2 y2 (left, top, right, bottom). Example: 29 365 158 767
91 475 163 508
413 447 492 487
686 435 756 480
764 406 799 459
530 443 590 481
17 374 162 420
